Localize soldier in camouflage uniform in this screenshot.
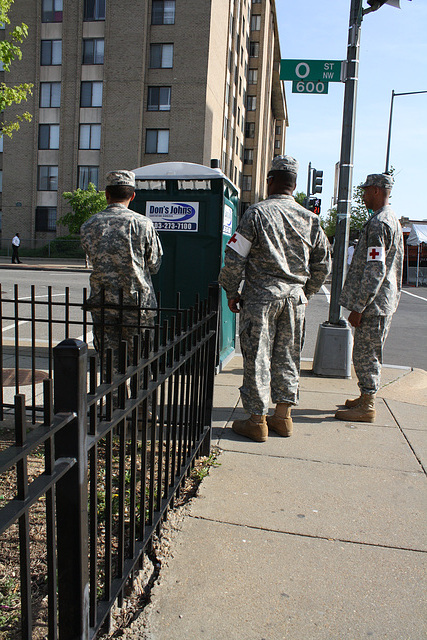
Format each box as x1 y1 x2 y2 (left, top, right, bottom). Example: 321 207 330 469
219 156 331 442
81 170 163 373
335 173 404 423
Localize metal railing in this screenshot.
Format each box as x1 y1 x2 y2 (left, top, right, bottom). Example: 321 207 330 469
0 284 219 639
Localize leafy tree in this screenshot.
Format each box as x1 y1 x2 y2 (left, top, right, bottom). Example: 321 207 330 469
61 183 107 234
294 191 307 206
0 0 33 137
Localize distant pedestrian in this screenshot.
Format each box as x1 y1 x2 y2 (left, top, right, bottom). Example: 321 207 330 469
335 173 403 423
11 233 22 264
81 170 163 374
219 155 331 442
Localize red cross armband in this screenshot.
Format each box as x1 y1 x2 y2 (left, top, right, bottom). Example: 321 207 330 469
226 231 252 258
367 246 385 262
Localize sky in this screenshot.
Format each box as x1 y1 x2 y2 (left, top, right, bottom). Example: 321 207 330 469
275 0 427 222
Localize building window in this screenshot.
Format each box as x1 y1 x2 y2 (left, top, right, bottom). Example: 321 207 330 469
244 149 253 165
242 175 252 191
276 125 282 135
42 0 63 22
245 122 255 138
79 124 101 149
82 38 104 64
248 69 258 84
251 15 261 31
149 43 173 68
249 41 259 57
223 115 228 140
145 129 169 153
147 86 171 111
274 139 281 149
253 0 261 4
152 1 175 25
37 166 58 190
36 207 57 232
40 82 61 108
80 81 103 107
84 0 106 21
247 95 256 111
78 166 99 189
39 124 60 149
41 39 62 65
0 135 3 152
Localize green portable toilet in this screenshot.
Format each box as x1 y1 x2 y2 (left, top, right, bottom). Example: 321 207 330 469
131 161 239 367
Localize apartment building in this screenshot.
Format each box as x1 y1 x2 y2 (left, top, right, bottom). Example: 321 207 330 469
1 0 287 242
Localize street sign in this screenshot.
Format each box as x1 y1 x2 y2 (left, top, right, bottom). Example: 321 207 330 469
292 80 328 94
281 59 344 83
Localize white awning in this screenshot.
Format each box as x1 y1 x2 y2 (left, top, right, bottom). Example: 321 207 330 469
406 224 427 246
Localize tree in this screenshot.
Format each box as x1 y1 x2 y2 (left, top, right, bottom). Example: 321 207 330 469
294 191 307 206
61 183 107 234
0 0 33 137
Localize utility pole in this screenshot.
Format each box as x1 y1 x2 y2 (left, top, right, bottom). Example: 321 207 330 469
312 0 363 377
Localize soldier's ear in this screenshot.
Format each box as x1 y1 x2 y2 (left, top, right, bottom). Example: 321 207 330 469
130 192 136 202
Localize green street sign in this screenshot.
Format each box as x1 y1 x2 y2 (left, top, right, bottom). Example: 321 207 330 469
281 59 344 83
292 80 329 94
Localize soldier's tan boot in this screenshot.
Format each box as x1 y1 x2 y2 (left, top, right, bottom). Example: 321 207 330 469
232 414 268 442
345 395 363 408
335 394 376 423
267 403 293 437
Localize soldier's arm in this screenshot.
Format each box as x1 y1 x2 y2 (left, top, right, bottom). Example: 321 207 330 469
218 209 256 299
304 228 332 299
347 222 392 313
145 221 163 274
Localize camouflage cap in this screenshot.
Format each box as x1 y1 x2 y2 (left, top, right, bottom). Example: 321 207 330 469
269 155 299 175
361 173 393 190
105 170 136 188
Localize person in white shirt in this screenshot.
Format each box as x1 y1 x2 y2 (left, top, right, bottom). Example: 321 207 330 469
11 233 22 264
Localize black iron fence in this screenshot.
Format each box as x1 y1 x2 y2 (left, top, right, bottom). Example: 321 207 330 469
0 284 219 639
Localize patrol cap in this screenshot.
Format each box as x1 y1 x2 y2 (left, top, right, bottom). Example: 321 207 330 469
269 155 299 175
361 173 393 190
105 170 136 188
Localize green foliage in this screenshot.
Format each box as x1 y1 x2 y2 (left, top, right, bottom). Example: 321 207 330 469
0 0 33 137
294 191 307 206
61 183 107 234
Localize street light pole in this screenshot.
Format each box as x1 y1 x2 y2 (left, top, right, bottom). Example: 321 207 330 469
312 0 363 378
385 89 427 173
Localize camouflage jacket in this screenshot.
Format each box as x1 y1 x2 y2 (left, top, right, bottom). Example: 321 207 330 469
80 203 163 308
218 194 331 303
339 205 403 316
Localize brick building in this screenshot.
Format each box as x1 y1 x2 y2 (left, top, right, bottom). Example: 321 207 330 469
1 0 287 244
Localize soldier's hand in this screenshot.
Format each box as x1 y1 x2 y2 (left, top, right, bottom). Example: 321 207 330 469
348 310 362 327
228 295 241 313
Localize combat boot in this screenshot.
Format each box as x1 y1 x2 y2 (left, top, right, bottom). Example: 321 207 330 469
267 403 293 437
344 395 363 408
232 414 268 442
335 394 376 423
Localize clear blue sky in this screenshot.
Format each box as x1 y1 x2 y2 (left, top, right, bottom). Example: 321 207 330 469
275 0 427 221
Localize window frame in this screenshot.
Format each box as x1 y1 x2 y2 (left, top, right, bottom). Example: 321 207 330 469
40 82 61 108
35 207 57 232
80 81 103 107
152 1 176 25
147 86 171 111
37 165 59 191
84 0 106 21
79 124 101 150
145 129 169 154
82 38 104 64
40 39 62 65
42 0 63 22
78 165 99 190
38 124 60 149
149 43 173 68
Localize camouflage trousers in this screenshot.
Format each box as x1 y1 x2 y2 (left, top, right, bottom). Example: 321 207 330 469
239 296 306 415
353 314 392 395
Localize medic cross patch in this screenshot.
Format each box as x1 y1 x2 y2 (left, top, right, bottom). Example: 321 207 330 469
367 246 385 262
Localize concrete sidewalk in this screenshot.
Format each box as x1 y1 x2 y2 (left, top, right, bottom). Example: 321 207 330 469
0 256 89 272
139 357 426 640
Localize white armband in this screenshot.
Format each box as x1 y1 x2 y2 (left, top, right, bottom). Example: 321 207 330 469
226 231 252 258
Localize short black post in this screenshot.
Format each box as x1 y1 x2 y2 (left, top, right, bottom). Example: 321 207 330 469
53 339 89 640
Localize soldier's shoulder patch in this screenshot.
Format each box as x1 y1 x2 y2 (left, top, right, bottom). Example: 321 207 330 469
367 246 385 262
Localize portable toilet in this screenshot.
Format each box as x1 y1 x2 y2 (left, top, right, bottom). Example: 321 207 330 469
131 161 239 367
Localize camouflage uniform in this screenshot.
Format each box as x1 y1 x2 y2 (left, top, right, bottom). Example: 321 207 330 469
340 194 403 395
81 172 163 369
219 185 331 415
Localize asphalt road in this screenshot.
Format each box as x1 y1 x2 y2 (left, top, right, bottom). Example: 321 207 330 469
1 270 426 370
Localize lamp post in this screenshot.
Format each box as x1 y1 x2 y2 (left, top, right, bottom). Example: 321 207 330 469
385 89 427 173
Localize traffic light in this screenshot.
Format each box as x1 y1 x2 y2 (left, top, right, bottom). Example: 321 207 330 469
308 198 321 215
312 169 323 194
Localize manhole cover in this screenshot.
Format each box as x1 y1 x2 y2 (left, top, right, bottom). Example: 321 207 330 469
2 369 50 387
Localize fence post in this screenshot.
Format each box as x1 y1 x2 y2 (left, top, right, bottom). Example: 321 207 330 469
201 283 219 456
53 338 89 640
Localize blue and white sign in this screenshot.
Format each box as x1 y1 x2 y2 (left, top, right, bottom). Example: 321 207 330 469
146 201 199 232
223 204 233 237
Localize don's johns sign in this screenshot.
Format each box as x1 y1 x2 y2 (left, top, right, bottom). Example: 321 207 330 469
146 201 199 232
